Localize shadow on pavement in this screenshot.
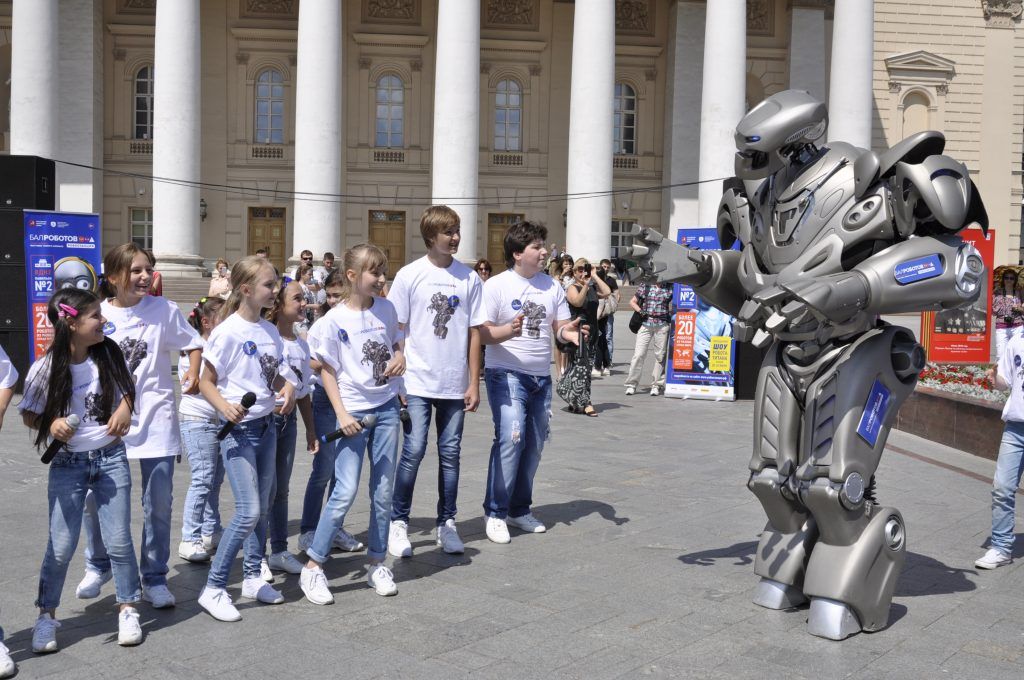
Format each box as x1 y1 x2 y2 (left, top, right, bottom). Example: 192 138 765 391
678 540 757 567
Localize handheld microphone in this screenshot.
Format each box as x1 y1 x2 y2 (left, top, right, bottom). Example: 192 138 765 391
41 414 80 464
399 407 412 435
318 414 377 444
217 392 257 441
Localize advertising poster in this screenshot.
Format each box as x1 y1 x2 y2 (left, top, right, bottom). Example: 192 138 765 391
920 228 994 364
23 211 103 361
664 228 736 401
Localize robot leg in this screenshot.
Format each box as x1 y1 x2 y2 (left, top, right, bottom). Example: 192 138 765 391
747 344 817 609
795 325 923 639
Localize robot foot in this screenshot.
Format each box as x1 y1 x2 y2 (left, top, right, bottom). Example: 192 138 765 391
752 577 808 610
807 597 862 640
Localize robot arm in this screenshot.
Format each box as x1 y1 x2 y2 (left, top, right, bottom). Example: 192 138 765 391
625 224 746 316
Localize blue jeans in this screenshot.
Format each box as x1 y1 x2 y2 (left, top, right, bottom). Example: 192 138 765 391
267 411 298 554
300 384 340 534
483 368 552 519
989 420 1024 554
391 396 465 525
606 314 615 357
206 416 276 589
180 418 225 542
84 455 175 587
38 442 141 609
307 398 400 563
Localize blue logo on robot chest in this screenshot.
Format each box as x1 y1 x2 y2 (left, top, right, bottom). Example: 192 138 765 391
893 254 943 285
242 341 257 356
856 379 891 447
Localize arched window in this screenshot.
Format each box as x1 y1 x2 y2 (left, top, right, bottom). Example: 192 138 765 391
254 69 285 144
494 79 522 151
902 92 931 138
375 74 404 148
613 82 637 155
134 66 154 140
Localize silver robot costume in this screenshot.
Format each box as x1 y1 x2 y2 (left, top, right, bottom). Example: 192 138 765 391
628 90 987 640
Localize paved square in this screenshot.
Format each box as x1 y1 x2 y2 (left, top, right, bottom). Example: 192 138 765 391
1 316 1021 679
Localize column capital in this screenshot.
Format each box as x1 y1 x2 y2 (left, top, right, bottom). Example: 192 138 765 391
982 0 1023 27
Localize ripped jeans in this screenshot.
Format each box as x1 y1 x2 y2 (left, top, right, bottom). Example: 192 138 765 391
483 368 551 520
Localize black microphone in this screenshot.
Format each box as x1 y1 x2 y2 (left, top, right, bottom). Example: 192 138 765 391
41 414 80 464
318 414 378 444
217 392 257 441
400 407 412 435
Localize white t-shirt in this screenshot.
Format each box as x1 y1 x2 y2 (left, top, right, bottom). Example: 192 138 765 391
309 298 402 411
307 316 328 389
202 313 290 421
19 356 120 452
178 350 217 420
0 344 18 389
279 335 312 404
483 269 570 376
388 256 486 399
101 296 202 459
998 333 1024 422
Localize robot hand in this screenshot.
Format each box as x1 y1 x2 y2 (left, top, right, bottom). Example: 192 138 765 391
623 224 713 286
736 272 870 348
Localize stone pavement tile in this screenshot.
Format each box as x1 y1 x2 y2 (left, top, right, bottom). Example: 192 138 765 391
549 644 650 679
432 645 504 672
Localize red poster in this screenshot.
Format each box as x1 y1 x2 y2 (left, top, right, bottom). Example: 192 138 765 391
672 311 695 370
923 228 994 364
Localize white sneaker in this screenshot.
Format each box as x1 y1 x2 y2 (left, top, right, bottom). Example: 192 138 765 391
332 528 364 552
142 584 176 609
260 559 275 583
975 548 1012 569
367 563 398 596
591 368 602 378
178 539 210 563
0 641 15 678
625 386 636 396
198 586 241 622
650 386 662 396
31 613 60 653
507 513 547 533
241 577 284 604
202 530 222 552
485 516 511 544
436 519 464 554
117 606 143 646
268 551 304 574
300 565 334 605
297 531 315 553
75 569 111 599
389 520 413 558
601 368 611 377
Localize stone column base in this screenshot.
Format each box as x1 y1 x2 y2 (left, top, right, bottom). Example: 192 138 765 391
153 255 206 278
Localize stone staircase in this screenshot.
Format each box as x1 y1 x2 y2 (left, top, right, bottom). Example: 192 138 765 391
160 274 213 315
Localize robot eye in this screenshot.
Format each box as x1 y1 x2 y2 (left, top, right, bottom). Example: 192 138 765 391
76 279 91 290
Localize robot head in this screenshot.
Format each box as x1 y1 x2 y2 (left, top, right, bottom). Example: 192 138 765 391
734 90 828 180
53 257 98 293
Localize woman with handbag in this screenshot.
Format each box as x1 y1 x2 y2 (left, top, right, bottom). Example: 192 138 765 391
563 258 611 416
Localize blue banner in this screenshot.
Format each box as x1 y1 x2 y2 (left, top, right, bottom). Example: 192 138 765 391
24 211 103 361
664 228 737 401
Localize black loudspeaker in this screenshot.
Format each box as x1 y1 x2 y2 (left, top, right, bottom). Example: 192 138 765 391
0 329 28 392
0 264 27 328
0 155 56 211
0 208 25 265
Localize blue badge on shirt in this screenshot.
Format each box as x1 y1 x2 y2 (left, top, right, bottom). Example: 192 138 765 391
1015 355 1021 368
511 299 522 311
856 379 891 447
338 328 349 343
242 341 257 356
102 321 116 335
449 295 460 309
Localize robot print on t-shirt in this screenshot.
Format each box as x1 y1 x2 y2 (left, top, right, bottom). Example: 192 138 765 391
259 354 281 391
520 300 547 338
83 392 106 423
118 338 149 374
290 363 304 387
361 339 392 386
427 292 457 340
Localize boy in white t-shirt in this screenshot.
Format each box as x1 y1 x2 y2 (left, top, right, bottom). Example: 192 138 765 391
387 206 487 557
478 221 585 544
976 334 1024 569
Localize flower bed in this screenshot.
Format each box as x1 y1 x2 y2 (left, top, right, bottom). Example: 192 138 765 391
917 364 1006 405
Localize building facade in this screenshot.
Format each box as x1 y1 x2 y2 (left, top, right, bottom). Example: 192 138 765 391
0 0 1020 274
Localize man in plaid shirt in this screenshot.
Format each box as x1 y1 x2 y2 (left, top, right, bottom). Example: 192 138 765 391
624 281 674 396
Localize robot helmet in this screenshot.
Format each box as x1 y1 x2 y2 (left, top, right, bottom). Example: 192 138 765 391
53 257 99 292
734 90 828 180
